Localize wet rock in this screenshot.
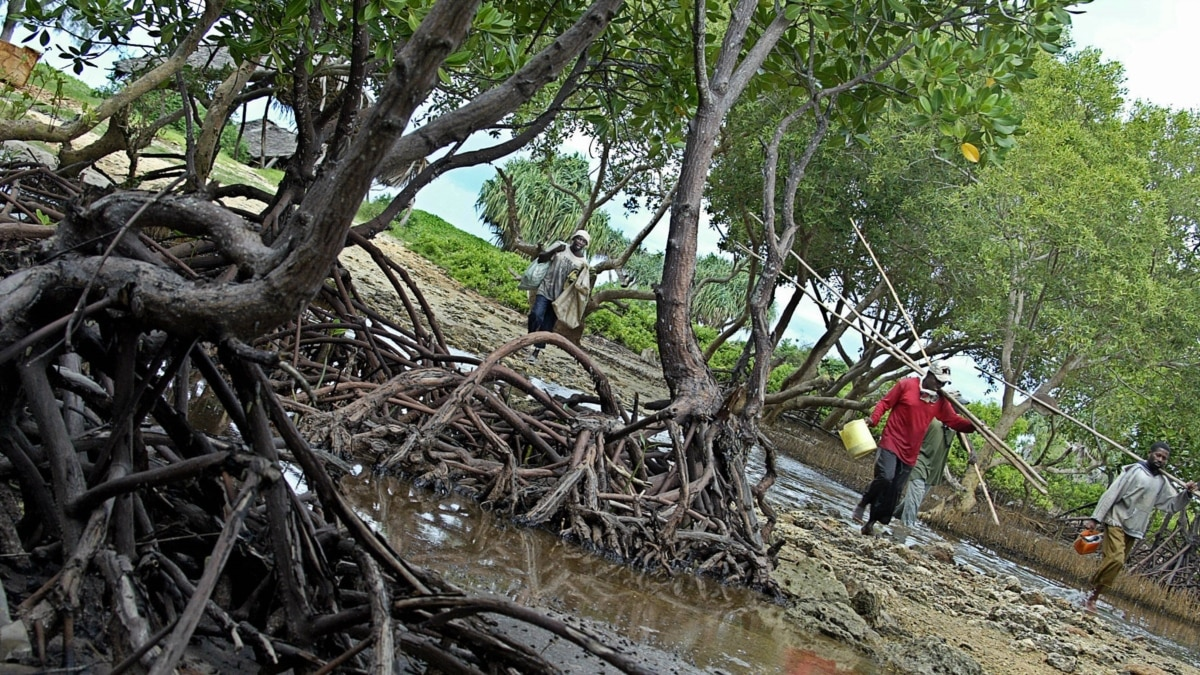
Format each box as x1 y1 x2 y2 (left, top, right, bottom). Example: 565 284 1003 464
920 542 956 564
1020 589 1048 605
775 550 851 605
786 598 876 645
1046 652 1078 672
886 636 983 675
777 550 877 647
850 587 882 622
1122 665 1172 675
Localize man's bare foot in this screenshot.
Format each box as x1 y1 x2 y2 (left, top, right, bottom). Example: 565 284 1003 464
1083 591 1100 612
851 505 865 524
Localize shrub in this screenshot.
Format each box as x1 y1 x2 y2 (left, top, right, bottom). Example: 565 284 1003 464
585 296 657 354
388 210 530 311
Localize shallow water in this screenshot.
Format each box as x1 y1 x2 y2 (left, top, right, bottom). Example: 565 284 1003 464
341 473 878 673
336 443 1200 672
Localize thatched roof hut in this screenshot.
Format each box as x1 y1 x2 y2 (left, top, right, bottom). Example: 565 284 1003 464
238 119 297 169
114 44 237 77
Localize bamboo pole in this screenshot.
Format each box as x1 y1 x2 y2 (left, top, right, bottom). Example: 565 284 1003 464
959 432 1000 525
842 219 1047 492
731 242 1048 493
969 364 1198 497
847 219 933 368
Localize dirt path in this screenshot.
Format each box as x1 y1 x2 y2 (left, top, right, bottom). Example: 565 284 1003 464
343 234 1199 675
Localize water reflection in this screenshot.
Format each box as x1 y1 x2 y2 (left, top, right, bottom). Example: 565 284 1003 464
341 475 875 674
339 440 1200 671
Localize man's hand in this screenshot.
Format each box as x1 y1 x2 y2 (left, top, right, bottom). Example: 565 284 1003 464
536 243 567 263
1083 518 1098 531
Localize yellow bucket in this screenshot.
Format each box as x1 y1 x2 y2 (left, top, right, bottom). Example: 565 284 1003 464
839 419 876 460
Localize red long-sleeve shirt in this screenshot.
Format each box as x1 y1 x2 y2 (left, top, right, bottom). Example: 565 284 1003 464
869 377 974 466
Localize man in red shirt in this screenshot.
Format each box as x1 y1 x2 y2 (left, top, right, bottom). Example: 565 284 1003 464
852 361 975 535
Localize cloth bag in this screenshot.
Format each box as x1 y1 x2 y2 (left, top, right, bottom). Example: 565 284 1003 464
517 259 550 291
551 265 591 329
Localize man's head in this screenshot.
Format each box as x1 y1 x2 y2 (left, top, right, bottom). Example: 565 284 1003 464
921 360 952 390
570 230 590 254
1147 441 1171 470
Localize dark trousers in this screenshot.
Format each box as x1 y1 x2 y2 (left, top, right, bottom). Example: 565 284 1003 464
527 294 556 348
858 448 912 526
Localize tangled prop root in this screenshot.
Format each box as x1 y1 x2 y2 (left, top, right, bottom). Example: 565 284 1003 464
0 165 673 673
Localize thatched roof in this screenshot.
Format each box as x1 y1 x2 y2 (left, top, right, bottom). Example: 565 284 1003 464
114 44 236 77
239 119 297 162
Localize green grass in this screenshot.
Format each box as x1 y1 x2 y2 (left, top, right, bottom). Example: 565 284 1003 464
33 64 102 105
388 210 531 312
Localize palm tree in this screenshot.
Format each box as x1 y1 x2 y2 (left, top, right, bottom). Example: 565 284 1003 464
692 254 754 328
476 153 624 258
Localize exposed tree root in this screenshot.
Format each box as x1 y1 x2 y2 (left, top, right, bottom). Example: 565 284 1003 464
285 234 780 591
0 159 785 675
0 163 695 672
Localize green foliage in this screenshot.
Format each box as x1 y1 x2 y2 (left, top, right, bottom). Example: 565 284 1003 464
219 124 251 164
692 254 755 328
0 63 100 121
764 340 810 393
696 326 744 380
389 210 531 312
356 194 393 224
31 63 100 105
476 152 626 258
1045 473 1107 516
982 465 1053 511
584 295 658 354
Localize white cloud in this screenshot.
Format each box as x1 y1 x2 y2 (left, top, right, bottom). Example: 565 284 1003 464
1068 0 1200 111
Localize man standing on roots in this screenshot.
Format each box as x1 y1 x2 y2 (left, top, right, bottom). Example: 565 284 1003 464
526 230 589 362
852 361 975 536
1082 442 1195 611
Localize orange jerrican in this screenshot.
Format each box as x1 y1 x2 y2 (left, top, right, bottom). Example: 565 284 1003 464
1074 529 1103 555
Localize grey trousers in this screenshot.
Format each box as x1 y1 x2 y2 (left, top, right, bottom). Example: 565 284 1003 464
896 478 929 527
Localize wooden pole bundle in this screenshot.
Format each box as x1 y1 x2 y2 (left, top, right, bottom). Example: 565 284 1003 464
969 364 1198 497
843 219 1048 495
959 432 1000 525
733 242 1048 494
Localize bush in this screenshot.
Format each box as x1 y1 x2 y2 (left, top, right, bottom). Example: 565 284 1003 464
585 296 657 354
388 210 530 312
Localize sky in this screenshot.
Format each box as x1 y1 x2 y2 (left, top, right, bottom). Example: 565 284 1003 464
1068 0 1200 111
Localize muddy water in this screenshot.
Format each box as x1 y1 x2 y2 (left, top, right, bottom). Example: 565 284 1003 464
340 472 878 673
337 445 1200 672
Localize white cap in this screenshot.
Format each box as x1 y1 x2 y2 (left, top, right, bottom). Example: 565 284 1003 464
929 360 951 383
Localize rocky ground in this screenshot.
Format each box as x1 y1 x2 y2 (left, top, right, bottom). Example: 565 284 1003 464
344 234 1200 675
775 506 1197 675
